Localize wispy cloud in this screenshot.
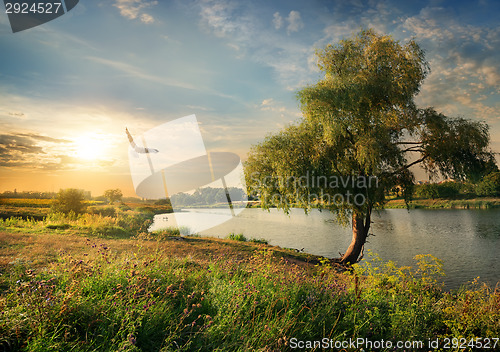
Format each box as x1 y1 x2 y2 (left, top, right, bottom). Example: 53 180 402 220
0 132 71 170
400 6 500 121
86 55 243 103
113 0 158 23
195 1 315 90
273 12 283 30
286 11 303 34
86 56 198 91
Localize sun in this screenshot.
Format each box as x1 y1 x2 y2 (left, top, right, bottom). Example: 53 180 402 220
74 134 109 161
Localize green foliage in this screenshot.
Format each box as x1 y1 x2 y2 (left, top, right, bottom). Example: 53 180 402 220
419 109 495 182
0 216 39 229
45 223 72 230
415 182 462 199
0 207 154 238
170 187 246 207
87 206 117 217
227 233 247 242
475 172 500 197
103 189 123 204
246 29 496 223
250 238 269 245
51 188 87 215
1 247 498 351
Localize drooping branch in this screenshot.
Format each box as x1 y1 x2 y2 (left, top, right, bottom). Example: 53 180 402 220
400 146 425 153
395 141 422 145
394 154 429 174
379 154 429 180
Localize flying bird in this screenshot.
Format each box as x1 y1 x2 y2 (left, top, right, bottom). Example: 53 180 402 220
126 128 159 154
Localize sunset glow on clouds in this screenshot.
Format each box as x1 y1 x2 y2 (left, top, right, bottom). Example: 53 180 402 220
0 0 499 196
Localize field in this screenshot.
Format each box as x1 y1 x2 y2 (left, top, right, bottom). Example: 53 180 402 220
0 200 499 351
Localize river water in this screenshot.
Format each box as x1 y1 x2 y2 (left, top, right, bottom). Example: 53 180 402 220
151 208 500 290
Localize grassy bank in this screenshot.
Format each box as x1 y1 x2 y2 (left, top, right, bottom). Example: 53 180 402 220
248 198 500 210
385 197 500 209
0 216 499 351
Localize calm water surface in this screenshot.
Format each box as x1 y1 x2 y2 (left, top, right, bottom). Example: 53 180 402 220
154 208 500 290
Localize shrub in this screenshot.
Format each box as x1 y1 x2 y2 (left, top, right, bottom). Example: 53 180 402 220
51 189 87 215
250 238 269 244
475 172 500 197
103 189 123 204
227 233 247 241
88 206 117 217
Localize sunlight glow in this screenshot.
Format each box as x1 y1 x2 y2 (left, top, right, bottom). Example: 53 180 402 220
73 134 110 161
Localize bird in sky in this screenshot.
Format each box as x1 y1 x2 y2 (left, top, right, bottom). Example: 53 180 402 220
126 127 159 154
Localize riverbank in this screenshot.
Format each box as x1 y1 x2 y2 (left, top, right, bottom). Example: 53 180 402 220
385 197 500 209
247 197 500 210
1 220 499 351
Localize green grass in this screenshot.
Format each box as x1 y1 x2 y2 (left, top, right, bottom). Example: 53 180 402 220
0 209 153 238
1 241 499 351
0 201 499 351
227 233 247 242
385 197 500 209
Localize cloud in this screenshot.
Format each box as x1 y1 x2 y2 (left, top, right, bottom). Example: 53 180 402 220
17 133 71 144
286 11 303 34
113 0 158 23
86 56 200 91
86 55 242 102
261 98 274 106
400 5 500 122
8 112 25 118
273 10 304 34
273 12 283 30
140 13 155 24
258 98 301 119
0 133 66 170
195 1 315 90
198 0 241 37
0 131 121 171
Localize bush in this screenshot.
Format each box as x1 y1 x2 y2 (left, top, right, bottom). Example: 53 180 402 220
227 233 247 242
250 238 269 244
415 182 461 199
45 223 72 230
475 172 500 197
116 211 153 234
103 189 123 204
88 206 117 217
51 189 87 215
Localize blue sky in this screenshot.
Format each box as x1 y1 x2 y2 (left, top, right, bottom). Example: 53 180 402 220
0 0 499 196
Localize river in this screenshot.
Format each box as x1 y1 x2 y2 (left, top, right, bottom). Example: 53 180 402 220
151 208 500 290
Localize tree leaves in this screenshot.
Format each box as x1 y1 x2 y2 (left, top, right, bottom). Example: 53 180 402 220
245 28 496 220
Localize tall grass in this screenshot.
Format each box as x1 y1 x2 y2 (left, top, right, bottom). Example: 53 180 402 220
1 245 498 351
0 208 153 238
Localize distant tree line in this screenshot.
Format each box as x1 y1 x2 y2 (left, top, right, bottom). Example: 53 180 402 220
414 172 500 199
170 187 246 207
0 190 57 199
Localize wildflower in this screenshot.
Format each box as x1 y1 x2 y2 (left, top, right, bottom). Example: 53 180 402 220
128 334 136 345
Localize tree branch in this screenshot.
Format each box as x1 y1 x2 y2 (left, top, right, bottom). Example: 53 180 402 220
394 154 429 174
401 146 425 153
379 154 429 179
395 141 422 145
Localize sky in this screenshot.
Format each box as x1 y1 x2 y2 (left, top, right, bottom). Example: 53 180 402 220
0 0 499 197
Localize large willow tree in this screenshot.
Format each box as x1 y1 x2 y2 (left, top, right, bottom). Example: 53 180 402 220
245 29 496 265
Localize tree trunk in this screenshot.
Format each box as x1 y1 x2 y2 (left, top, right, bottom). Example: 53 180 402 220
340 208 371 265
